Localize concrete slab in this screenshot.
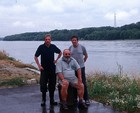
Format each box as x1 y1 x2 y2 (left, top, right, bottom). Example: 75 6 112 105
0 85 123 113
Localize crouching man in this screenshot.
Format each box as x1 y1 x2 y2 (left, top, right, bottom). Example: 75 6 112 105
56 49 88 110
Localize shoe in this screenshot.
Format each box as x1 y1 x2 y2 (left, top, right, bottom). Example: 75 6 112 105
78 102 88 110
61 102 68 110
41 101 46 107
50 101 58 106
85 100 90 106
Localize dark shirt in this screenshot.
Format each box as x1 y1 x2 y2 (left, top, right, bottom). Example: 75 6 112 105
35 43 61 70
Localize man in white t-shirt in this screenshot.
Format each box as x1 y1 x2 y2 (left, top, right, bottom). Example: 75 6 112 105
69 35 90 105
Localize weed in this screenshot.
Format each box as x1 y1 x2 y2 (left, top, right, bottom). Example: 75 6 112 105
0 77 26 87
87 73 140 113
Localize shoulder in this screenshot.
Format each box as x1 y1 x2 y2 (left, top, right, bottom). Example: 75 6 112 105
71 57 77 62
50 44 56 47
79 44 86 51
38 44 45 49
51 44 59 48
56 58 63 67
57 58 62 63
50 44 57 49
69 45 72 49
79 44 85 48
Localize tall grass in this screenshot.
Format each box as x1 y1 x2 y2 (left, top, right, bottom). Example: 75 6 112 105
0 50 15 60
87 73 140 113
0 50 37 69
0 77 26 87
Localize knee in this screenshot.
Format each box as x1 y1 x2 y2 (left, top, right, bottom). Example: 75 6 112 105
79 83 84 90
61 80 69 89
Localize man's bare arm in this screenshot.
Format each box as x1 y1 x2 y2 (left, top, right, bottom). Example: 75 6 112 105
84 53 88 62
54 52 62 63
34 56 44 70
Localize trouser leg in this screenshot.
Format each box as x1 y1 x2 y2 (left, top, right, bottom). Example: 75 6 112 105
42 92 46 102
81 67 89 100
48 70 56 102
40 70 48 101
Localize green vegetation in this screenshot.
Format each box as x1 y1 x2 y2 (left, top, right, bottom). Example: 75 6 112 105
87 73 140 113
3 21 140 41
0 77 25 87
0 50 15 61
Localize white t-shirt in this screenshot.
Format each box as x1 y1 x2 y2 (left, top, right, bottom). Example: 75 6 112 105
56 57 80 80
69 44 87 68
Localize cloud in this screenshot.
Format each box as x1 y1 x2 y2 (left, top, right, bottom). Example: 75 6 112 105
0 0 140 37
105 9 139 21
12 21 35 28
0 4 27 15
34 0 63 13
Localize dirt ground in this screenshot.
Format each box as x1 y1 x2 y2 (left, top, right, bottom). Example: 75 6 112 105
0 60 40 87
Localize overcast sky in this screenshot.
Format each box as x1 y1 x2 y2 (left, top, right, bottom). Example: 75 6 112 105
0 0 140 37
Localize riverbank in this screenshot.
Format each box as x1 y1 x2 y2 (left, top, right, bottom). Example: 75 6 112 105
0 50 39 88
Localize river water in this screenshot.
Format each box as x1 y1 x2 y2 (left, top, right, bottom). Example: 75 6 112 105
0 40 140 76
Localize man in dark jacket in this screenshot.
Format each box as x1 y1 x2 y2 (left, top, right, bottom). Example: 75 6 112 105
34 34 62 106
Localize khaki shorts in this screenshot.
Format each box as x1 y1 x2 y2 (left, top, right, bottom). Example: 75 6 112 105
59 77 78 87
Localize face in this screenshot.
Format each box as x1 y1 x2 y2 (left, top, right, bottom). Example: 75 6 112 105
71 38 78 46
45 36 51 45
63 49 71 59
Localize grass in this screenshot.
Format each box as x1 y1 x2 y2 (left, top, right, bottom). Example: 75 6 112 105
0 50 15 60
0 77 26 87
87 72 140 113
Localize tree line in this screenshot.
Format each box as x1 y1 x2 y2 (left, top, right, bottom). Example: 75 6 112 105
3 21 140 41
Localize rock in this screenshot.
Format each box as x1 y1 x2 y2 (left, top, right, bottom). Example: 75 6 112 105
26 78 37 84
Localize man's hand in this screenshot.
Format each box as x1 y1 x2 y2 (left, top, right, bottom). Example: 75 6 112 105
62 79 68 84
78 77 82 84
54 60 57 64
38 65 44 71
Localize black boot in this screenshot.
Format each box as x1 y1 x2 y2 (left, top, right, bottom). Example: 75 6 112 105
78 99 88 109
49 91 57 106
61 101 68 110
41 92 46 107
50 100 58 106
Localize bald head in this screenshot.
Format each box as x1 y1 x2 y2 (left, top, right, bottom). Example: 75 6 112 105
63 49 71 58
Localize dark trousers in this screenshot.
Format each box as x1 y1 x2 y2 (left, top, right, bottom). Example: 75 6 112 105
40 69 56 101
81 67 89 101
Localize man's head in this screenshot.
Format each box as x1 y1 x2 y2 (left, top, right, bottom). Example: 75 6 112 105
44 34 51 46
63 49 71 59
71 35 79 47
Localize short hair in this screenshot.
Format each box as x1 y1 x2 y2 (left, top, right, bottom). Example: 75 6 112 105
71 35 79 41
44 34 51 39
63 49 70 53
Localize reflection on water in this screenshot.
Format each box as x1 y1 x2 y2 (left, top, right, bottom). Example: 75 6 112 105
0 40 140 76
41 106 88 113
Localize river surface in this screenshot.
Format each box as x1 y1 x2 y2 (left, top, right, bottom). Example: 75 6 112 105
0 40 140 76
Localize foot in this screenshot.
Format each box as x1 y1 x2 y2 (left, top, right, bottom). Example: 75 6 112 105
41 101 46 107
61 102 68 110
50 101 58 106
78 101 88 110
85 100 90 106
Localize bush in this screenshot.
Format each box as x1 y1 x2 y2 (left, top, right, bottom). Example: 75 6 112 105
87 74 140 113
